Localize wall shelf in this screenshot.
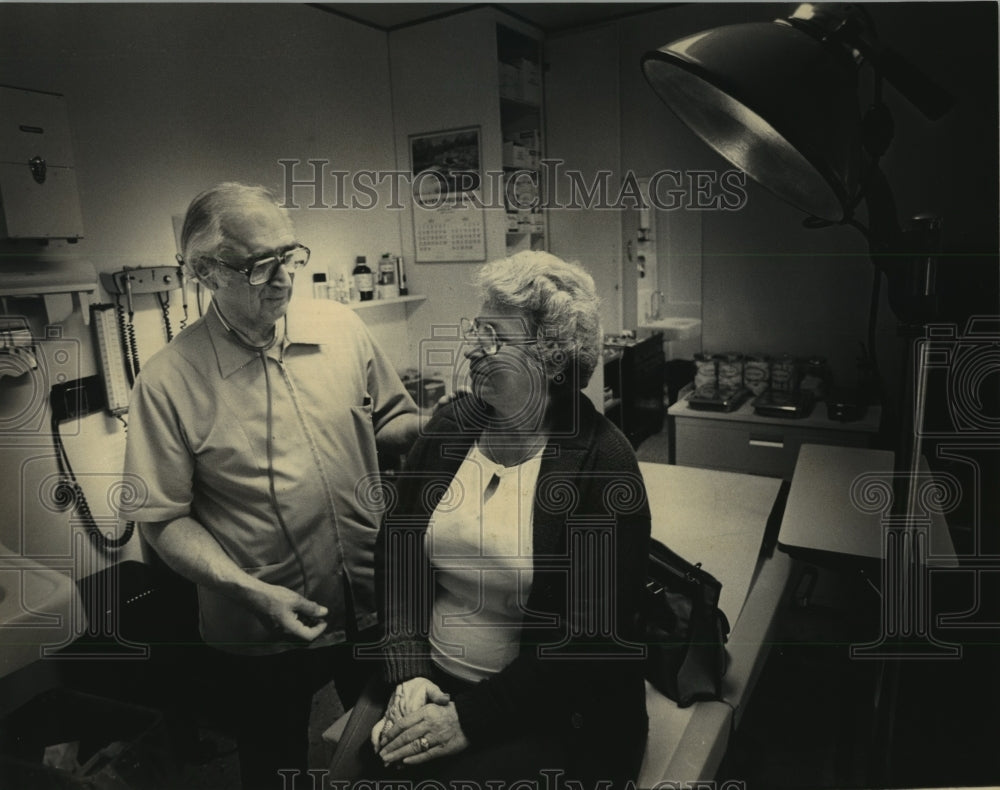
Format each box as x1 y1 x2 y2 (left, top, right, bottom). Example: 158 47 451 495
0 258 98 324
347 294 425 311
637 317 701 340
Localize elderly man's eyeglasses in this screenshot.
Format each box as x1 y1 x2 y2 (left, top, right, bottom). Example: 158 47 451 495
460 317 538 356
217 244 310 286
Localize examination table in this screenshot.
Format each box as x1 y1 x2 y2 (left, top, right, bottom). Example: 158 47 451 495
323 462 792 787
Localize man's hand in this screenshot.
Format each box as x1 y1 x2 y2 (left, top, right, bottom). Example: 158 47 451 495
433 386 471 412
376 701 469 767
248 582 328 641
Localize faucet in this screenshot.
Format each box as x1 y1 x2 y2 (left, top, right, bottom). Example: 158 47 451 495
648 290 664 321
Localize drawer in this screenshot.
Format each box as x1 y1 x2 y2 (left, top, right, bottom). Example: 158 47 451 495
674 417 870 478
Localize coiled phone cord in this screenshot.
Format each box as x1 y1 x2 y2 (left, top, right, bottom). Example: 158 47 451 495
115 299 140 386
156 291 174 342
49 397 134 552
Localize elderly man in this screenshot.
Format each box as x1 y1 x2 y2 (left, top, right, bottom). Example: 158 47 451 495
122 182 421 789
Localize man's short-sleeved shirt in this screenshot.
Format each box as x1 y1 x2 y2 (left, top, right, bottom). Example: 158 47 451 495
122 298 416 653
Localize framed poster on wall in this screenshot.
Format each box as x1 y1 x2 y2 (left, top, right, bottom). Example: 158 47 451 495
410 126 486 263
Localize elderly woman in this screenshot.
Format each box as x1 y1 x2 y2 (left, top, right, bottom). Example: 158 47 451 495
334 251 650 786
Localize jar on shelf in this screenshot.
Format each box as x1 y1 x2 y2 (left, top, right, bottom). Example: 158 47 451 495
769 354 799 393
743 354 770 395
716 352 744 390
800 356 830 400
693 352 717 390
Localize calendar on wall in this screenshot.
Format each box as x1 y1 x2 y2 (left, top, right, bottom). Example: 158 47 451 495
410 127 487 263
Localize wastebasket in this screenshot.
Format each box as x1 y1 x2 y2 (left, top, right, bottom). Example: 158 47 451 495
0 688 177 789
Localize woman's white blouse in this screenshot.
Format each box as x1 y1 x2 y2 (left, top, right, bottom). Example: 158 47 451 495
427 441 544 682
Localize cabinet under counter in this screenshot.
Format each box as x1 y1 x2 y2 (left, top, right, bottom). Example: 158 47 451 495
669 396 881 479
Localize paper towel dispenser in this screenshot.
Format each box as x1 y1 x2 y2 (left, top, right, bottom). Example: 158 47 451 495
0 85 84 241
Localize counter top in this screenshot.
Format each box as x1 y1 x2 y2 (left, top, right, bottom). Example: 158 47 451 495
669 392 882 433
779 443 958 565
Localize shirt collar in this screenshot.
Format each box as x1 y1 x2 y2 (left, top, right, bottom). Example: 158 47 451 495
205 301 319 379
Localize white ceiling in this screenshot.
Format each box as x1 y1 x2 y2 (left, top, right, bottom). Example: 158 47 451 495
316 2 672 33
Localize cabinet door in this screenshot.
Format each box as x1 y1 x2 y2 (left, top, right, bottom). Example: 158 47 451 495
0 162 83 239
0 87 83 239
675 417 871 478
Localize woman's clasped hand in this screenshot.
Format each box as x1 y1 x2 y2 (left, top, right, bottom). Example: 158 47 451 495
371 677 469 766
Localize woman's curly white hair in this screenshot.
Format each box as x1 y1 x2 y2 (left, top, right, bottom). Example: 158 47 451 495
476 251 602 389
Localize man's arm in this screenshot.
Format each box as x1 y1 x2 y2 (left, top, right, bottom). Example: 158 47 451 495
374 411 430 458
143 516 329 641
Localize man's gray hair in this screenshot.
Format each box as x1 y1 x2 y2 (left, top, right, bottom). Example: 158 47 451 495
179 182 290 278
476 251 602 389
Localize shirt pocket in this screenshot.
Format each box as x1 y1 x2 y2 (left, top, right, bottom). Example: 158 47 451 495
349 399 380 476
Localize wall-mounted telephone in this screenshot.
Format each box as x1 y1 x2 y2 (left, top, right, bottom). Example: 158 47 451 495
49 268 183 554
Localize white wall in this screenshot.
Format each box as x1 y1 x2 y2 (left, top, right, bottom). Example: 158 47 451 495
545 22 623 337
0 4 399 566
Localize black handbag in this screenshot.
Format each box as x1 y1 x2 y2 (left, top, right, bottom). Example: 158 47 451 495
641 537 731 707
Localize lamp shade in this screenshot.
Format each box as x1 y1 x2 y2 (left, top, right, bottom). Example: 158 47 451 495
642 20 865 222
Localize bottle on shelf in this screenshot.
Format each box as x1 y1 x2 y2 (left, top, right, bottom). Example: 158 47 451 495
352 256 374 302
334 273 349 304
312 272 328 299
378 253 399 300
396 255 408 296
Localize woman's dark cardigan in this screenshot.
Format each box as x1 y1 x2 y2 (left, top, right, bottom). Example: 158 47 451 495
377 391 651 784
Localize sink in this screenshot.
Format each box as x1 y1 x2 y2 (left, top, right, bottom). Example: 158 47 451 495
637 317 702 339
0 552 87 679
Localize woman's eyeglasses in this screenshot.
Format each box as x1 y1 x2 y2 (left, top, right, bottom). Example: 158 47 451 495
460 317 538 356
216 244 311 286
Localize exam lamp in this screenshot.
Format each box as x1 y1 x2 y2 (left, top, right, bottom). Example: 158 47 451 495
641 2 952 233
641 1 955 443
641 5 958 777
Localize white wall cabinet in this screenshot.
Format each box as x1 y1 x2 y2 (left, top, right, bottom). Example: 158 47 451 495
0 86 84 240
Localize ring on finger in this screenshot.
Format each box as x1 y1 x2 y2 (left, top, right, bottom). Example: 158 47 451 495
417 736 430 752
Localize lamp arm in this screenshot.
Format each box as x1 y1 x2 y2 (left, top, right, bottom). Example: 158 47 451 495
857 167 945 527
862 166 941 328
789 4 954 121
